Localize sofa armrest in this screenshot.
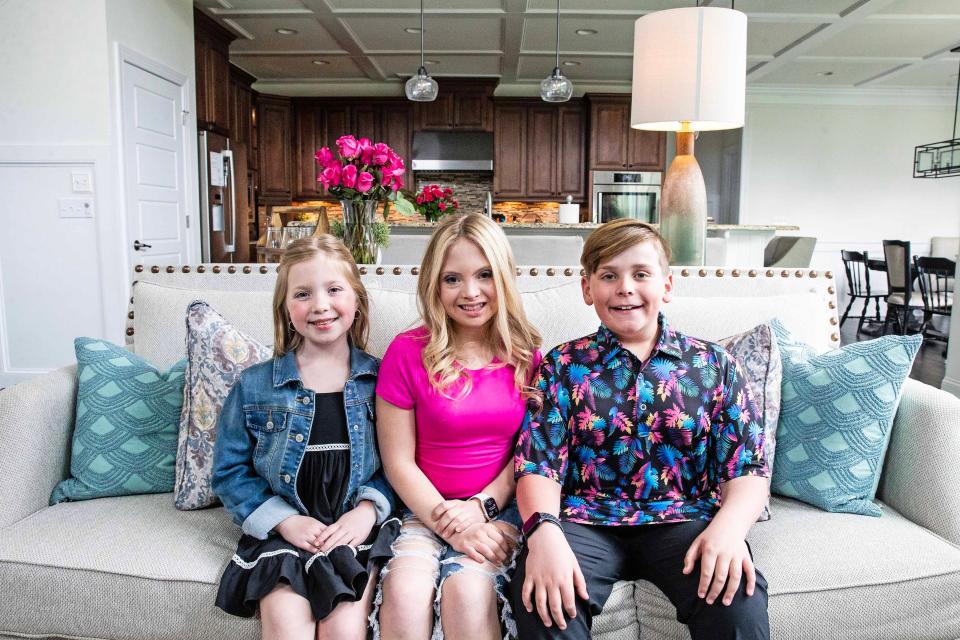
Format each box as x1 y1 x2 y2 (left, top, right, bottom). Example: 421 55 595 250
0 365 76 528
878 378 960 546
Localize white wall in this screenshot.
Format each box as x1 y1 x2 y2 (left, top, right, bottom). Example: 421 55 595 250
0 0 195 387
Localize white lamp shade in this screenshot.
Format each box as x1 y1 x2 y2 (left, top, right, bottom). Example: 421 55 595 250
631 7 746 132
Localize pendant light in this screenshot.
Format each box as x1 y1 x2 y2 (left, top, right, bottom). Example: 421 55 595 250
913 45 960 178
540 0 573 102
405 0 438 102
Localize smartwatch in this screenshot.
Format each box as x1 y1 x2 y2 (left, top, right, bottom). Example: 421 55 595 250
470 493 499 522
521 512 562 538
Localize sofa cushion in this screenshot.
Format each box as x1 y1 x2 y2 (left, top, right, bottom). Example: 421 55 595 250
770 320 921 516
631 496 960 640
0 493 257 640
50 338 185 505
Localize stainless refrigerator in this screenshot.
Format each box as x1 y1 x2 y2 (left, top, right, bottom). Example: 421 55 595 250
198 131 250 262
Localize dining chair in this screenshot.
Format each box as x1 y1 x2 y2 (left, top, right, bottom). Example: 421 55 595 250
881 240 924 335
840 250 886 336
912 256 955 343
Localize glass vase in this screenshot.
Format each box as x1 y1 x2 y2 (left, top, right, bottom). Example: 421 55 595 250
340 199 380 265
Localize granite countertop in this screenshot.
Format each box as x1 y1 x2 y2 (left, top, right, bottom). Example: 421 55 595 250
389 221 800 231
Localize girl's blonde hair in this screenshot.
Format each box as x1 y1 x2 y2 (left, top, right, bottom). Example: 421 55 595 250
416 213 541 398
272 235 370 357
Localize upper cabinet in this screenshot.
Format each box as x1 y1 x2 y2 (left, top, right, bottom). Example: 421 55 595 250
494 100 585 202
588 95 665 171
194 10 235 133
257 95 292 203
415 80 495 131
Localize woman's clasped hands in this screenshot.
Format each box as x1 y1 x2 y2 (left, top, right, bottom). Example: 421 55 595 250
431 499 512 565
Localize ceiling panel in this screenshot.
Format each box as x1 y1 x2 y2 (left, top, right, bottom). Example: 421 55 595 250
371 55 502 78
804 22 960 58
198 0 310 10
878 0 960 15
228 17 345 51
343 16 502 52
524 0 688 11
728 0 857 14
869 57 960 88
516 55 632 82
232 55 366 79
522 16 634 54
328 0 503 9
747 21 825 57
751 59 899 86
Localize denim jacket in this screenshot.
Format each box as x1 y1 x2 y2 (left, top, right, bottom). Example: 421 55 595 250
212 346 395 540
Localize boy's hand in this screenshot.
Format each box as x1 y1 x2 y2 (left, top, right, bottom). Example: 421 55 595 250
448 522 512 565
521 524 589 630
274 515 326 553
432 498 486 538
682 521 756 606
314 501 377 552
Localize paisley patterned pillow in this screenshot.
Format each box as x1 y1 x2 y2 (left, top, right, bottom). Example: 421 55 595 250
718 323 782 521
174 301 270 510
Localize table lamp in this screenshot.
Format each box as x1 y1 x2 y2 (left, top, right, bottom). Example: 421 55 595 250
630 6 747 265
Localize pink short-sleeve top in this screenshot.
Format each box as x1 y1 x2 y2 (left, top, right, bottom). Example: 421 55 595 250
376 326 542 499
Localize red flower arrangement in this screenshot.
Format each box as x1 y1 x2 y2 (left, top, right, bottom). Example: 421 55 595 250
315 135 414 209
415 184 459 222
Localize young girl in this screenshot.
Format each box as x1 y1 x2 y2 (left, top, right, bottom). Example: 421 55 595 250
213 235 397 640
374 213 542 640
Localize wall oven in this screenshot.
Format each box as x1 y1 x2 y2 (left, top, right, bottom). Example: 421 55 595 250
591 171 661 224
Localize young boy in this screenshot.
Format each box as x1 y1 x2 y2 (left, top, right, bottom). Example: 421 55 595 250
511 219 770 640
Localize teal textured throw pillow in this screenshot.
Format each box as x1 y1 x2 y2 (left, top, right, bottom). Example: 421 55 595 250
769 319 921 516
50 338 186 504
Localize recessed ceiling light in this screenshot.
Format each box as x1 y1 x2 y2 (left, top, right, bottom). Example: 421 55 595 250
424 60 439 65
563 60 581 67
275 28 297 35
312 60 329 65
816 71 834 77
405 27 422 34
575 28 598 36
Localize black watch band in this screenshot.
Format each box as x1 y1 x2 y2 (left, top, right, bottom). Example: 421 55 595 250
522 512 563 538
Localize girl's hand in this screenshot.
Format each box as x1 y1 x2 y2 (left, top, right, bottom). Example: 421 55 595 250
448 522 513 566
314 501 377 552
432 499 486 539
274 515 326 553
682 522 756 606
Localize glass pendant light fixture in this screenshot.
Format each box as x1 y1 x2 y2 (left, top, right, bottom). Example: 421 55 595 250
405 0 438 102
540 0 573 102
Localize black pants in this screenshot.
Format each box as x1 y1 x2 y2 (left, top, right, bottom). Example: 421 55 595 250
510 520 769 640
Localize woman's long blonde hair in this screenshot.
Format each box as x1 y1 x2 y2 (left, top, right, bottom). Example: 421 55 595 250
417 213 541 399
272 235 370 357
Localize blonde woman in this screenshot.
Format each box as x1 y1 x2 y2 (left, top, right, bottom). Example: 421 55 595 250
373 214 542 640
213 236 397 640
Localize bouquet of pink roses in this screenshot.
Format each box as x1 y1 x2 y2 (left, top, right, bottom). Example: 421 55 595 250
415 184 459 222
315 135 414 210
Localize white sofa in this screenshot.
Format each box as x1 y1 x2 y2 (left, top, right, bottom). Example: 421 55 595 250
1 264 959 640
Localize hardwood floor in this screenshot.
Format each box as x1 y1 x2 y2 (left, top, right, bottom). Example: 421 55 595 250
838 314 947 389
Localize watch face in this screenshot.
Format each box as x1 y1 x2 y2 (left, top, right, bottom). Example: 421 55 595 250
482 497 499 519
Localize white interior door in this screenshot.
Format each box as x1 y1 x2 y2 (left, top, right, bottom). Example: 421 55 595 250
121 60 189 266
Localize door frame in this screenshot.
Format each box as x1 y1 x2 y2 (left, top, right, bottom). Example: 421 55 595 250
114 44 198 273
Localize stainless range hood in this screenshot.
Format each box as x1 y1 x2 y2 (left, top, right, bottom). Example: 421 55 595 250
411 131 494 171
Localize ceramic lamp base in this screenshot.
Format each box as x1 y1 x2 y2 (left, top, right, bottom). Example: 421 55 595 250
660 131 707 266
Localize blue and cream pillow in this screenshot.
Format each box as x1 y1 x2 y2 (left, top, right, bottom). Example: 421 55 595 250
50 338 186 504
769 319 921 516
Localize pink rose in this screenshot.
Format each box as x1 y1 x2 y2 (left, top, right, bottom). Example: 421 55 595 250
319 164 341 188
438 201 447 211
416 194 424 204
358 138 374 164
315 147 334 166
372 143 391 166
341 163 358 188
357 171 374 193
336 135 360 159
388 175 403 191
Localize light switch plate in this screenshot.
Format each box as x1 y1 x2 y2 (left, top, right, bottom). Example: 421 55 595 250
59 197 94 218
71 171 93 192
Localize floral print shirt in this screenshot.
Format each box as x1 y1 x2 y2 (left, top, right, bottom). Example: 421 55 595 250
515 315 769 526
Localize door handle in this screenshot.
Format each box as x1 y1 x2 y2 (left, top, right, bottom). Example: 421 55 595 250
133 240 152 251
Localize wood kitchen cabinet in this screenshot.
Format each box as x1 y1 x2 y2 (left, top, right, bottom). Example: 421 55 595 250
494 100 585 202
194 10 234 133
589 95 665 171
415 80 495 132
257 95 292 202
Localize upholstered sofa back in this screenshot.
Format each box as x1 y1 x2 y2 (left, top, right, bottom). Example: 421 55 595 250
129 264 840 370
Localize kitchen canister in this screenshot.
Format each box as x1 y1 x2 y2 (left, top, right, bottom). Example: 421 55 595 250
558 195 580 224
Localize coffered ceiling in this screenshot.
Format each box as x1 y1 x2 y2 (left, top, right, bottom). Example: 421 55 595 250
194 0 960 96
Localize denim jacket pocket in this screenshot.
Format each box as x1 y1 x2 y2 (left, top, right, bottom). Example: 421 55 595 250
244 408 289 433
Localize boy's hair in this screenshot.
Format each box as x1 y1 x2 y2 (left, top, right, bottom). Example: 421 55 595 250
580 219 671 276
416 213 541 398
272 235 370 356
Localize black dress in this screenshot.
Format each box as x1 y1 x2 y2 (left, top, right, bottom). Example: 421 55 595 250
216 392 398 621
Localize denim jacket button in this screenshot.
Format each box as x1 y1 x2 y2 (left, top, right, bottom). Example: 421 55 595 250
301 396 311 405
283 474 291 483
352 424 359 431
295 434 304 442
266 421 274 430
